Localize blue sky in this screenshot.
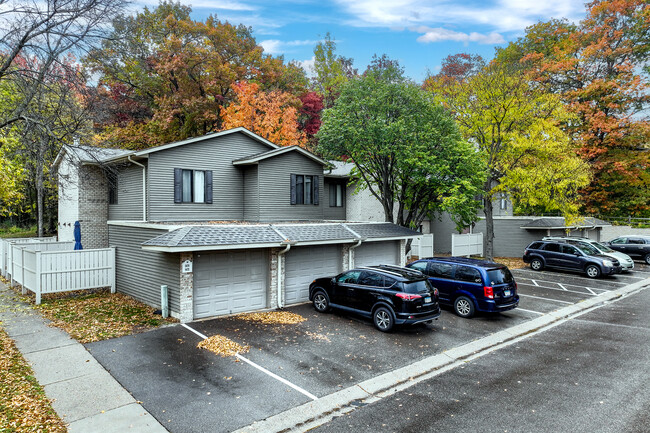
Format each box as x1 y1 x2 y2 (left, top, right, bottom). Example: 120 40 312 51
138 0 589 82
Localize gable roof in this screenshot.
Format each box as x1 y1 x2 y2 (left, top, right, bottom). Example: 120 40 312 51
52 144 133 168
232 145 328 167
141 222 420 252
133 127 280 157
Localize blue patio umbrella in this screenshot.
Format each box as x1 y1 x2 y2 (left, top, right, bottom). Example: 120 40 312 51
73 221 83 250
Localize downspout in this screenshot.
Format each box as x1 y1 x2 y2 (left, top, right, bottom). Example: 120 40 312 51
277 243 291 308
128 156 146 221
348 239 362 269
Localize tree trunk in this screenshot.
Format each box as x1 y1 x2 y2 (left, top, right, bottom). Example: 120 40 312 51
484 196 494 261
36 142 45 237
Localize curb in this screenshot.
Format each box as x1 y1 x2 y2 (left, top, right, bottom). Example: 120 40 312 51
234 278 650 433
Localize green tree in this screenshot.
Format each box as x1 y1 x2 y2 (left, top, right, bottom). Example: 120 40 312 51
311 33 357 109
429 62 591 259
317 58 485 236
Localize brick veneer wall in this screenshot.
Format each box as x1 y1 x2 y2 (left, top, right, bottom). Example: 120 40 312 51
77 165 109 249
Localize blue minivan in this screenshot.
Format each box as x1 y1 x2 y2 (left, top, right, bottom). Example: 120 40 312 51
407 257 519 318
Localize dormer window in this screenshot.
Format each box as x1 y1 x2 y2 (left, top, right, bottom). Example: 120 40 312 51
174 168 213 204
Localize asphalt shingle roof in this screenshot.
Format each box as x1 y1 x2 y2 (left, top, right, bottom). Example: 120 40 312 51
142 222 420 250
69 145 132 163
521 217 610 229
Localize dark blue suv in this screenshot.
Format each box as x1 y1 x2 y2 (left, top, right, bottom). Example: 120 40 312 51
407 257 519 318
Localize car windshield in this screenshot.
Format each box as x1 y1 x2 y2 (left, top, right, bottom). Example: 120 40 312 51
576 243 599 255
486 268 513 285
592 242 615 253
402 280 431 294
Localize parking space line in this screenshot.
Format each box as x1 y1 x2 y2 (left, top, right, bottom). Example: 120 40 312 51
181 324 318 401
519 294 574 304
531 279 539 286
518 282 597 296
584 287 596 296
515 308 545 315
557 283 567 291
234 354 319 401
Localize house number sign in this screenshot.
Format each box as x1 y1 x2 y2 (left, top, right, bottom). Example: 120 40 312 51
182 260 193 273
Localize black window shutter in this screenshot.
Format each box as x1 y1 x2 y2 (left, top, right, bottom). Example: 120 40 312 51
290 174 296 205
313 175 319 205
204 170 213 204
174 168 182 203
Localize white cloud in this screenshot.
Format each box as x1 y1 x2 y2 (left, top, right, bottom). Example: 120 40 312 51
334 0 586 33
297 56 316 76
414 27 505 45
259 39 318 55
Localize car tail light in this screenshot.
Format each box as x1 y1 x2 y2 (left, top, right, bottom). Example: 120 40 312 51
395 293 423 301
484 286 494 299
433 287 439 297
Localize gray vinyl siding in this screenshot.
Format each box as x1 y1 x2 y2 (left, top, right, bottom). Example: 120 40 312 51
323 179 346 220
146 132 270 221
257 152 325 221
430 212 462 254
108 163 145 221
108 225 180 315
243 165 260 221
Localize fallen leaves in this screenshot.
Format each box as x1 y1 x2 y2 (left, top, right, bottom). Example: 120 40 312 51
235 311 307 325
0 327 66 432
29 289 177 343
197 335 249 357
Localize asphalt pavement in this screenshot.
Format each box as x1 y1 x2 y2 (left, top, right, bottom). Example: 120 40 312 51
310 280 650 433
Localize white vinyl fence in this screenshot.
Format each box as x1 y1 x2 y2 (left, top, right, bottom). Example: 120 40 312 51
0 237 58 278
10 244 115 304
452 233 484 257
410 234 434 258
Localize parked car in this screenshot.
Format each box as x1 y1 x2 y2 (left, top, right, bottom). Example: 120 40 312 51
406 257 519 319
309 265 441 332
543 236 635 272
523 240 622 278
605 236 650 265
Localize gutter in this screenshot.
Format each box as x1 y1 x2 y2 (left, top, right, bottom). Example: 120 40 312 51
128 156 147 221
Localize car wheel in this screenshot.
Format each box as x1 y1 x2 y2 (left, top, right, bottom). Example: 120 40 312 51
454 296 475 318
373 306 394 332
585 265 601 278
530 258 543 271
312 291 330 313
645 253 650 265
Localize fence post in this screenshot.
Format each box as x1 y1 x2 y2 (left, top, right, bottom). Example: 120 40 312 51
35 251 41 305
21 247 26 295
110 247 116 294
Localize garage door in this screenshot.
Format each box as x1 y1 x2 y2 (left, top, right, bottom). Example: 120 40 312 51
354 241 399 267
284 245 341 305
193 250 267 319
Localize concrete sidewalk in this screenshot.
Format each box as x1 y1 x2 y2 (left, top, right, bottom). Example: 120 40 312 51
0 281 168 433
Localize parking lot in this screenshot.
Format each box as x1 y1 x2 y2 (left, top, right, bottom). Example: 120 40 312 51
85 262 650 433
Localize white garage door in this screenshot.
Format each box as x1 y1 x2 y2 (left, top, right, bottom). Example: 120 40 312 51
284 245 341 305
193 250 267 319
355 241 399 267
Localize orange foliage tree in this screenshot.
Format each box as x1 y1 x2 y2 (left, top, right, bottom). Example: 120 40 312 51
220 81 307 148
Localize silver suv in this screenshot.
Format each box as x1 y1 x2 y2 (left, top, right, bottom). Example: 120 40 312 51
543 236 634 272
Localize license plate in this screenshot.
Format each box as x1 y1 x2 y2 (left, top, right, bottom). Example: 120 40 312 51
424 296 432 304
504 290 511 297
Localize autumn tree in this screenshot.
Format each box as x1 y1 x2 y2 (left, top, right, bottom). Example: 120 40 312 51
0 0 126 132
220 81 307 148
86 1 308 148
298 92 324 150
496 0 650 217
318 58 485 235
428 62 591 260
